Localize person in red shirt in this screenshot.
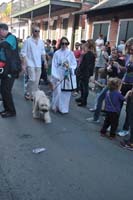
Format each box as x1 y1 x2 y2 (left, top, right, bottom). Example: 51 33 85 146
73 42 82 95
73 42 81 65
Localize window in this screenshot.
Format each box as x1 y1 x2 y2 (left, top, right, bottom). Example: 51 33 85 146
62 18 68 37
44 21 48 30
93 22 109 43
73 15 80 44
52 20 57 30
51 20 57 40
118 20 133 43
81 15 86 40
43 21 48 39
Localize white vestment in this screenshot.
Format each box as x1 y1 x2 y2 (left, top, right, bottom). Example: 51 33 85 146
51 49 77 113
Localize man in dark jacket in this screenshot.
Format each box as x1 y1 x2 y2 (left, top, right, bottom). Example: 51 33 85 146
0 23 20 118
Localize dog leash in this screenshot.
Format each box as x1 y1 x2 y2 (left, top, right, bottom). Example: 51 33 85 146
52 78 65 91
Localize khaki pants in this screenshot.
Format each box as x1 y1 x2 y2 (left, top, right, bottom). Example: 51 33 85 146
26 67 41 97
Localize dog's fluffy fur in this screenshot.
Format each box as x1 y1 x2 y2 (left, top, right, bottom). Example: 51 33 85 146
32 90 51 123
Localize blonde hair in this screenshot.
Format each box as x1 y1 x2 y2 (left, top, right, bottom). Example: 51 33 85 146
125 37 133 54
107 78 121 91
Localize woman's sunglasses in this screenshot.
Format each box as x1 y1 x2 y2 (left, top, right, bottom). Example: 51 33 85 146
61 42 68 45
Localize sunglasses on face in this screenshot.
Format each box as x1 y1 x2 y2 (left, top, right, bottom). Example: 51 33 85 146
61 42 68 45
34 30 40 33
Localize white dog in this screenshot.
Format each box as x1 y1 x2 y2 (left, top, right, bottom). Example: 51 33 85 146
32 90 51 123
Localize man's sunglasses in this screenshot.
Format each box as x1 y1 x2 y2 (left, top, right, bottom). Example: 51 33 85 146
34 30 40 33
61 42 68 45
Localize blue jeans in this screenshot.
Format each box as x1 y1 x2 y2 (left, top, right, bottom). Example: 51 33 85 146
93 86 108 120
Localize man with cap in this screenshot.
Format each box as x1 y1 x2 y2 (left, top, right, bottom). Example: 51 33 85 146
0 23 19 118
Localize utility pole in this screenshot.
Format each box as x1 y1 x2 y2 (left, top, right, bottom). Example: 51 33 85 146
48 3 51 39
10 0 14 32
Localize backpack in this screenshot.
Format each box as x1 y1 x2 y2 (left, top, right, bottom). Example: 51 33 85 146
5 35 22 78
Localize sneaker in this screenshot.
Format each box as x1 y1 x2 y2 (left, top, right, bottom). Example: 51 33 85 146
0 110 7 115
89 108 96 112
120 141 133 151
107 126 111 132
120 141 127 148
86 117 100 123
77 102 87 107
1 111 16 118
117 130 129 137
72 92 79 97
127 145 133 151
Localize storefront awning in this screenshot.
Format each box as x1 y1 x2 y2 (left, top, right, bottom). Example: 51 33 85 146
12 0 81 18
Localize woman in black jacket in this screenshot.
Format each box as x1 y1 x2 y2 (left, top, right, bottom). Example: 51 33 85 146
76 41 96 106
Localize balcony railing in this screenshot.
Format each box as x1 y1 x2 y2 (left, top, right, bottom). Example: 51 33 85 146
12 0 33 13
12 0 81 14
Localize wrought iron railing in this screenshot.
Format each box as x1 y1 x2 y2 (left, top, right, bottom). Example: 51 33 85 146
12 0 81 14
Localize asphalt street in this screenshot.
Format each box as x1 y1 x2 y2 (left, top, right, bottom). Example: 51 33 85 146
0 77 133 200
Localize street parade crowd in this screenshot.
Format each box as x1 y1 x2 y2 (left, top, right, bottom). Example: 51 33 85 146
0 23 133 151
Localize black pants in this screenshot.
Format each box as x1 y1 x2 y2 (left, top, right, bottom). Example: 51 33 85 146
101 112 119 136
0 76 16 113
80 78 89 105
121 83 133 131
129 116 133 143
75 67 80 93
76 75 80 93
40 62 48 82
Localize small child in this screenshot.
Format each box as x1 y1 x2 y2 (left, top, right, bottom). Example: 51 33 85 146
120 87 133 150
90 68 107 111
100 77 125 139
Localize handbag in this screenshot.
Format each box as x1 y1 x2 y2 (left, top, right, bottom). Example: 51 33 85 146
61 68 77 92
0 61 7 78
5 44 22 78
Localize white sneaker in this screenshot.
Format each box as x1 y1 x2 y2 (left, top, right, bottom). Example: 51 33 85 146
86 117 100 123
107 126 111 132
89 108 96 112
117 130 129 137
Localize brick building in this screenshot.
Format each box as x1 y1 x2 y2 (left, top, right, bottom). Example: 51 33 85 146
11 0 97 47
2 0 132 48
83 0 133 46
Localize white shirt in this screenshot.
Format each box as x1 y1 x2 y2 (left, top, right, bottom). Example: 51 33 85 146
21 36 46 68
95 38 104 47
52 48 77 81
